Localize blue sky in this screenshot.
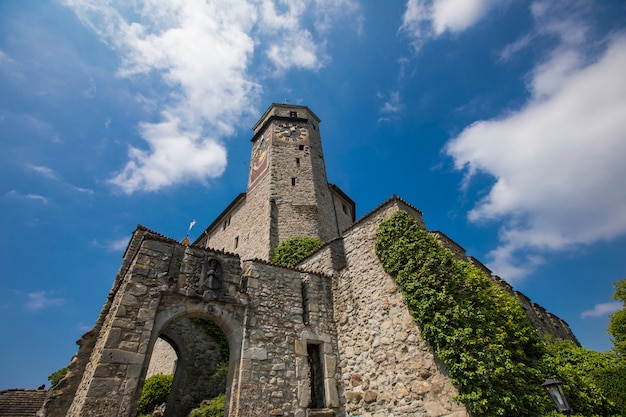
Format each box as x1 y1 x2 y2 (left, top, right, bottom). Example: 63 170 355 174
1 0 625 390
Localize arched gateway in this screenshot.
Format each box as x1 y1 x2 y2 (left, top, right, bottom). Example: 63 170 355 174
40 104 577 417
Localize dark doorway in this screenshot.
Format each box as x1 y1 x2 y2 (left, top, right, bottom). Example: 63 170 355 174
307 343 325 409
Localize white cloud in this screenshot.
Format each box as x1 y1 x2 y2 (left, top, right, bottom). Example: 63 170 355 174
378 90 402 123
581 301 622 319
401 0 501 49
91 235 131 252
27 164 58 180
107 236 131 252
25 291 65 311
445 33 626 281
63 0 360 193
5 190 49 204
500 0 590 62
72 186 95 195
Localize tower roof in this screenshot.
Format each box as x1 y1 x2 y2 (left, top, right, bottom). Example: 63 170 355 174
252 103 321 132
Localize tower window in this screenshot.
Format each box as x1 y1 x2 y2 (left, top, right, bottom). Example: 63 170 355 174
342 204 348 215
234 236 239 249
291 177 296 186
290 111 297 118
299 145 305 151
296 158 300 167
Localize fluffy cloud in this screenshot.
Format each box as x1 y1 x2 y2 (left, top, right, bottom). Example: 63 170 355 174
581 301 622 319
64 0 359 193
401 0 501 48
446 29 626 280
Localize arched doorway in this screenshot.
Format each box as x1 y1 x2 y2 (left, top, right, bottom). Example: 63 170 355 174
141 310 236 417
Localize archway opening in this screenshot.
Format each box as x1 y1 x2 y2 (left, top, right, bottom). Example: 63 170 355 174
141 316 230 417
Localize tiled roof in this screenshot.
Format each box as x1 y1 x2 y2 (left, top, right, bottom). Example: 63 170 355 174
0 389 47 417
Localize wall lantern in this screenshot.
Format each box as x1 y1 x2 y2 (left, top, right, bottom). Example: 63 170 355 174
541 379 573 416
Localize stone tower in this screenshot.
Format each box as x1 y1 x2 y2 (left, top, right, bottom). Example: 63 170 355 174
196 104 355 261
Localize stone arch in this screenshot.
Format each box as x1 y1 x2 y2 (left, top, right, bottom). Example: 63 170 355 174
143 299 245 417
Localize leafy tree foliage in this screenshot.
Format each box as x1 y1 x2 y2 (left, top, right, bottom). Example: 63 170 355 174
187 393 226 417
137 373 173 416
541 338 626 416
271 237 323 266
47 367 68 388
375 211 546 416
608 278 626 360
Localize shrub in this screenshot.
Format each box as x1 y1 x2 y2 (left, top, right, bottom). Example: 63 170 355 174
271 237 323 266
541 338 626 416
137 373 173 416
188 393 226 417
47 367 68 388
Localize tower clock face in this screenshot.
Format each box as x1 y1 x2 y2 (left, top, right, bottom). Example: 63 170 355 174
275 122 308 142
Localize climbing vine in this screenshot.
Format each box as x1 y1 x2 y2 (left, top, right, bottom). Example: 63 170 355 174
375 211 546 416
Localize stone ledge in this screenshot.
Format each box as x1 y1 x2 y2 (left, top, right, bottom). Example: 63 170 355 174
306 409 335 417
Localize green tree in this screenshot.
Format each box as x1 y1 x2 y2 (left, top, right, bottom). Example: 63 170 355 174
540 338 626 416
47 367 68 388
137 373 173 416
271 237 323 266
608 278 626 361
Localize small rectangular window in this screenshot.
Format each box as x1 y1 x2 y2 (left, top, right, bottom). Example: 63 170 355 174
234 236 239 249
296 158 300 167
299 145 305 151
342 204 348 215
290 111 297 117
291 177 296 186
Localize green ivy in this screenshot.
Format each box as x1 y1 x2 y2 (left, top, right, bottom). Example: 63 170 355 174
375 211 546 416
271 237 323 266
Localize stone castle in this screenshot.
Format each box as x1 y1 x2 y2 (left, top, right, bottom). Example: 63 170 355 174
38 104 577 417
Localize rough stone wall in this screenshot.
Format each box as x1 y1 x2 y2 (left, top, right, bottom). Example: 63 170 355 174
202 182 273 261
268 118 338 245
430 231 466 260
65 238 180 417
146 338 177 378
295 199 467 417
514 291 579 344
330 190 355 235
232 261 341 417
335 202 467 417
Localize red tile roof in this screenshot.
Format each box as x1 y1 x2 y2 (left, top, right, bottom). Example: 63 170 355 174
0 389 47 417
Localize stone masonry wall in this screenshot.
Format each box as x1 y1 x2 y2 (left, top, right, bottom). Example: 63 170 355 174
203 182 273 261
146 338 177 377
233 260 341 417
332 201 468 417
